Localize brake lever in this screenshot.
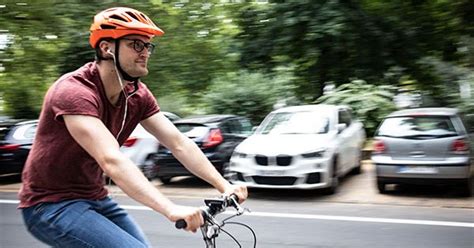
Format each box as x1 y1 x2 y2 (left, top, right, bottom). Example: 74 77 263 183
228 196 245 215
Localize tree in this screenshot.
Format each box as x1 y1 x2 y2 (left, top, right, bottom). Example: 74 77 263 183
316 79 397 136
236 0 474 103
203 69 298 124
0 1 68 118
0 0 243 117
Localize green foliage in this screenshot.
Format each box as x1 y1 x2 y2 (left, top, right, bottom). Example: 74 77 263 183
237 0 474 102
142 0 242 103
0 0 472 124
316 80 397 136
453 73 474 131
0 1 68 118
203 70 298 125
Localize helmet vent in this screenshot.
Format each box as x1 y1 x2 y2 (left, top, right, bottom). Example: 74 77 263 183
100 24 116 30
140 13 149 21
109 14 128 22
126 11 140 22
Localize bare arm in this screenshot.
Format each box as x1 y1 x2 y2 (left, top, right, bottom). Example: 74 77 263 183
141 112 247 201
63 115 203 231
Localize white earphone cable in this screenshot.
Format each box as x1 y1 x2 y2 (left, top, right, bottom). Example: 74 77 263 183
110 52 129 140
107 51 135 196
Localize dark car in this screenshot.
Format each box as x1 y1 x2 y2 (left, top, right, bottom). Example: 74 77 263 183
152 114 253 184
371 108 473 196
0 119 38 176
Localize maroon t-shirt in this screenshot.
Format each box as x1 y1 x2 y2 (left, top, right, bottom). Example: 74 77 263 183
19 62 160 208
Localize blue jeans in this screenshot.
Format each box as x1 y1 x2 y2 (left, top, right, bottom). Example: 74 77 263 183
22 197 151 248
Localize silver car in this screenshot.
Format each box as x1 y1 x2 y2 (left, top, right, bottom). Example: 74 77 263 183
371 108 473 196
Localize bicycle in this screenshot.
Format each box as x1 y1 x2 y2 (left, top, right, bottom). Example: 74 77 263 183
175 194 257 248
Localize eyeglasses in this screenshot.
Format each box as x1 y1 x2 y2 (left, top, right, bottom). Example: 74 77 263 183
121 38 156 55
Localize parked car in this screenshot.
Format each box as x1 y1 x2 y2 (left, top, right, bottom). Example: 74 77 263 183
228 104 366 194
152 114 253 184
0 119 38 176
371 108 473 196
120 111 181 179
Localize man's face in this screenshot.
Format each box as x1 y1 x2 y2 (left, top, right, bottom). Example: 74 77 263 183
118 35 155 78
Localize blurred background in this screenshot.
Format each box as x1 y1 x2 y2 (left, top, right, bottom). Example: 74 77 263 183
0 0 473 136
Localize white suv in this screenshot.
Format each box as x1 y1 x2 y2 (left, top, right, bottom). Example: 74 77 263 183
229 104 366 194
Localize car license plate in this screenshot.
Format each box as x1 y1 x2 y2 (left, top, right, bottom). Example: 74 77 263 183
398 166 438 174
259 169 284 176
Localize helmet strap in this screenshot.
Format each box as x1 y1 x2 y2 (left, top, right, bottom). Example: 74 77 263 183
114 39 139 82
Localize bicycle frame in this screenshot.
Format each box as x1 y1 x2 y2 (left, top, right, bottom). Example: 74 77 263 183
201 223 217 248
200 203 227 248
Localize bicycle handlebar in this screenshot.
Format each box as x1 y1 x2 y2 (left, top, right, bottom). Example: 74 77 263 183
175 194 240 229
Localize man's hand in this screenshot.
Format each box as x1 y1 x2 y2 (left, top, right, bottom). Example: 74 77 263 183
166 205 204 233
223 185 248 204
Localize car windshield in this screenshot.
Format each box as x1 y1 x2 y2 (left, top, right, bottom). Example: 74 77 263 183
376 116 458 138
257 111 329 135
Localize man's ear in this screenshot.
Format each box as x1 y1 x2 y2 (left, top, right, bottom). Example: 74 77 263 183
99 40 114 58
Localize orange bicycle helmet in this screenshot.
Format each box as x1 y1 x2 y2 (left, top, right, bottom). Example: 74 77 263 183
89 7 164 48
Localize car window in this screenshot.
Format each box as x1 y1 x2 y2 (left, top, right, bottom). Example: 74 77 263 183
461 113 474 134
239 118 253 135
258 111 329 135
224 119 240 134
376 116 458 138
219 121 232 134
338 109 352 126
221 118 253 135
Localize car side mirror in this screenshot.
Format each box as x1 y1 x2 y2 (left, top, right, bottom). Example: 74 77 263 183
336 123 347 133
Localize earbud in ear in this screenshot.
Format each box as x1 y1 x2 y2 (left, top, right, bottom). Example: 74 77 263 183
106 49 113 55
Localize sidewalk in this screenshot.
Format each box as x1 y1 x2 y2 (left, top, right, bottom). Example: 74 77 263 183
1 162 472 209
325 161 474 209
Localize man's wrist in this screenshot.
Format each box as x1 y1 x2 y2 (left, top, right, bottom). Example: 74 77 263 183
157 200 176 219
216 179 233 193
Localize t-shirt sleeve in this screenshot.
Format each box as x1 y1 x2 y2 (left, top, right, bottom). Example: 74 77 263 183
141 84 160 121
50 79 100 122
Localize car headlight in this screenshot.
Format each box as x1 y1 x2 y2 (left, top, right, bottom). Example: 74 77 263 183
302 149 326 158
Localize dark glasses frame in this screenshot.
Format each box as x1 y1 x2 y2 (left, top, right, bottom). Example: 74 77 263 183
121 38 156 54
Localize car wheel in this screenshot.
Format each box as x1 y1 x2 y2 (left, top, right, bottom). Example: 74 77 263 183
377 179 387 194
141 159 157 180
323 157 339 195
351 149 362 175
141 165 155 181
159 176 172 184
460 177 473 197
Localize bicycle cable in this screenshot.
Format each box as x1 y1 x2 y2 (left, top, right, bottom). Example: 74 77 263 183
215 211 257 248
221 221 257 248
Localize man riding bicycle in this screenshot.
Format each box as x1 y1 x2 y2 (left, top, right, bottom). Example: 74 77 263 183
18 6 247 247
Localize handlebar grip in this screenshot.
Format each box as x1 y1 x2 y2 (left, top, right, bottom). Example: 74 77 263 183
175 219 187 229
229 194 239 205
